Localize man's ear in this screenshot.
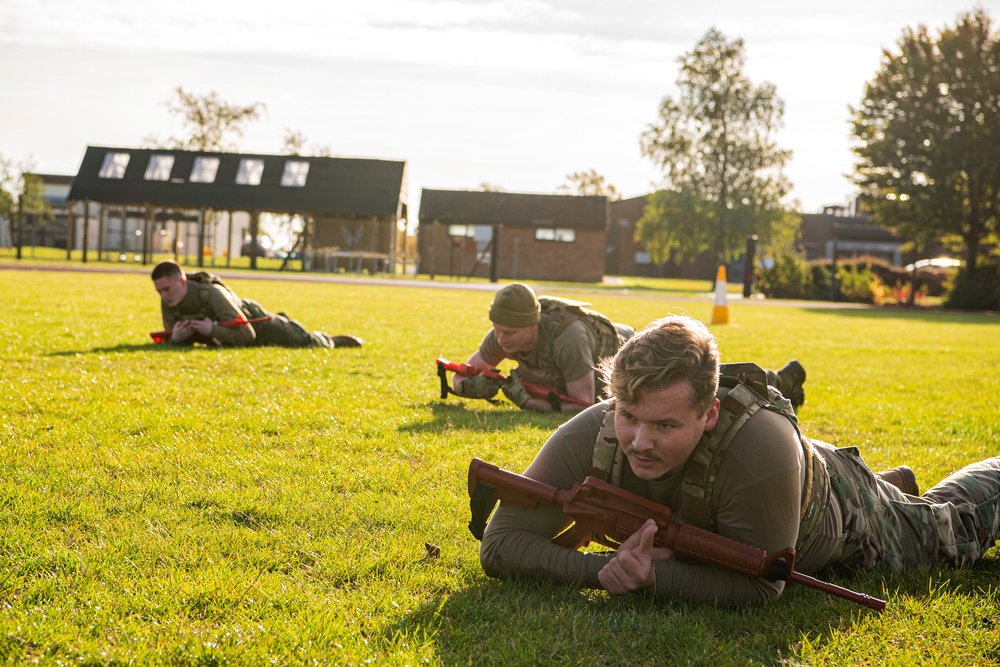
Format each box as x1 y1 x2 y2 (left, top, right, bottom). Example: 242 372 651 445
703 397 721 432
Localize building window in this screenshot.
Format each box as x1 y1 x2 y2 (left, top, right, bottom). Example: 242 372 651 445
144 154 175 181
236 158 265 185
189 157 220 183
448 225 475 237
535 228 576 242
98 152 130 179
635 251 651 265
281 160 309 187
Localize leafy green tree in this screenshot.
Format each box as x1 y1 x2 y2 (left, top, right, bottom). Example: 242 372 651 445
638 27 795 267
557 169 620 199
0 155 51 259
145 86 266 152
851 8 1000 290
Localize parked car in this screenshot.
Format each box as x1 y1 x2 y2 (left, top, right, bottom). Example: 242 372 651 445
240 236 273 258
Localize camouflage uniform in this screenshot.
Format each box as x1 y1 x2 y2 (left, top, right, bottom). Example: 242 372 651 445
162 272 334 348
591 369 1000 574
819 442 1000 569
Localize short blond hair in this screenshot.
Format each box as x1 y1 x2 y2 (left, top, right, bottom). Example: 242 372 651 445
598 315 719 414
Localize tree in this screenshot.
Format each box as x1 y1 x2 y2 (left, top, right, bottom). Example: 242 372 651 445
145 86 266 152
851 8 1000 291
282 128 332 157
557 169 620 199
0 155 51 259
638 28 795 268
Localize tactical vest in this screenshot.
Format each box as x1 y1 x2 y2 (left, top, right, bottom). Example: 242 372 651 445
527 296 627 392
166 272 266 322
590 362 830 555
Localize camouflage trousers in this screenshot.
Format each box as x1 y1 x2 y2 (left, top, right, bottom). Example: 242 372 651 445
240 299 334 349
818 442 1000 570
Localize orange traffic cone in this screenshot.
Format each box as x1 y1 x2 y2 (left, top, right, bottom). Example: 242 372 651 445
711 265 729 324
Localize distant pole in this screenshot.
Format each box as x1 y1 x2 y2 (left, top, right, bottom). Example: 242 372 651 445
742 234 758 298
250 211 259 270
489 224 500 283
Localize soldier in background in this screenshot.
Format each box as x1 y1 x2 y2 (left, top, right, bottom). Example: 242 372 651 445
453 283 807 414
151 260 362 349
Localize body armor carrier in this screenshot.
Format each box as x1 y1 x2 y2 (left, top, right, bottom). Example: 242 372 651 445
590 362 830 555
525 296 628 393
166 272 268 323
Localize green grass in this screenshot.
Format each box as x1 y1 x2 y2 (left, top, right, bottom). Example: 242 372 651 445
1 263 999 665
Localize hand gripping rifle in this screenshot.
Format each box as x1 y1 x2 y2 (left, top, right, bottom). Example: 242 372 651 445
150 315 275 345
467 458 886 612
436 358 593 410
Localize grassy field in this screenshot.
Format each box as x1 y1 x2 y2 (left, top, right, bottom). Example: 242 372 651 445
1 263 998 666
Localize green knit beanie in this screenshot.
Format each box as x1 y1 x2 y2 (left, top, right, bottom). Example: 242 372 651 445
489 283 540 328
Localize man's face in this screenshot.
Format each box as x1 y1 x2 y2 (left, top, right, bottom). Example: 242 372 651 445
491 323 538 357
614 381 720 480
153 274 187 308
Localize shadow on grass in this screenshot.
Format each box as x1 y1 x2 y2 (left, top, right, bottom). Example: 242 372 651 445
48 343 178 356
387 577 872 666
398 401 567 434
390 557 1000 665
800 305 998 323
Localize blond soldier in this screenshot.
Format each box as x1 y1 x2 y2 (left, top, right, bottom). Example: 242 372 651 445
479 315 1000 605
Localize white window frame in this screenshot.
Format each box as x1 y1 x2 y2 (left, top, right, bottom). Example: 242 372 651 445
144 154 174 181
236 158 265 185
99 152 130 179
281 160 310 187
447 225 475 237
535 227 575 243
189 157 220 183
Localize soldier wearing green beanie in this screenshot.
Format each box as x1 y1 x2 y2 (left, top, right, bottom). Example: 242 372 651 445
452 283 636 413
452 283 810 415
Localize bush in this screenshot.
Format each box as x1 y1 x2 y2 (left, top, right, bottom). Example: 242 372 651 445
758 254 826 300
760 253 953 305
944 262 1000 310
835 263 876 303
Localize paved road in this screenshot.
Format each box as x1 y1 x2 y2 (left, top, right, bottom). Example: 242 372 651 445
0 260 873 309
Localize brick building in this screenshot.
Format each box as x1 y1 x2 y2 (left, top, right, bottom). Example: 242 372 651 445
605 195 718 279
417 189 608 283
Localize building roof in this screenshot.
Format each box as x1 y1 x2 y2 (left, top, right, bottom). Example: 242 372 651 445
609 195 648 224
419 189 608 230
67 146 407 218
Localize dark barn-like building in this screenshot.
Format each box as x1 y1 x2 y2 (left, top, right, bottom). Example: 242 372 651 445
67 146 408 272
417 189 608 283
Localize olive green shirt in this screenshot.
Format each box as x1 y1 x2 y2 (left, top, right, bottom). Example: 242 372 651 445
479 399 843 606
161 282 257 346
479 319 597 394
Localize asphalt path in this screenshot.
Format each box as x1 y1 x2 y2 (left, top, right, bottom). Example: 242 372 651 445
0 260 873 309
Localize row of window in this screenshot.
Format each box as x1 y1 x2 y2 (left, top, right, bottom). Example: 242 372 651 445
98 152 311 187
447 224 576 243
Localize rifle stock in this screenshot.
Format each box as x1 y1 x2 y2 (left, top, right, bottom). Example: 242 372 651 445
468 457 886 612
436 358 593 408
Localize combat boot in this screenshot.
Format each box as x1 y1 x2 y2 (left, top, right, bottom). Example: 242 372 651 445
331 334 363 348
776 359 806 409
875 466 920 496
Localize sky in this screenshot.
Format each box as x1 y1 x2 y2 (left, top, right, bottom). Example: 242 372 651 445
0 0 994 222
